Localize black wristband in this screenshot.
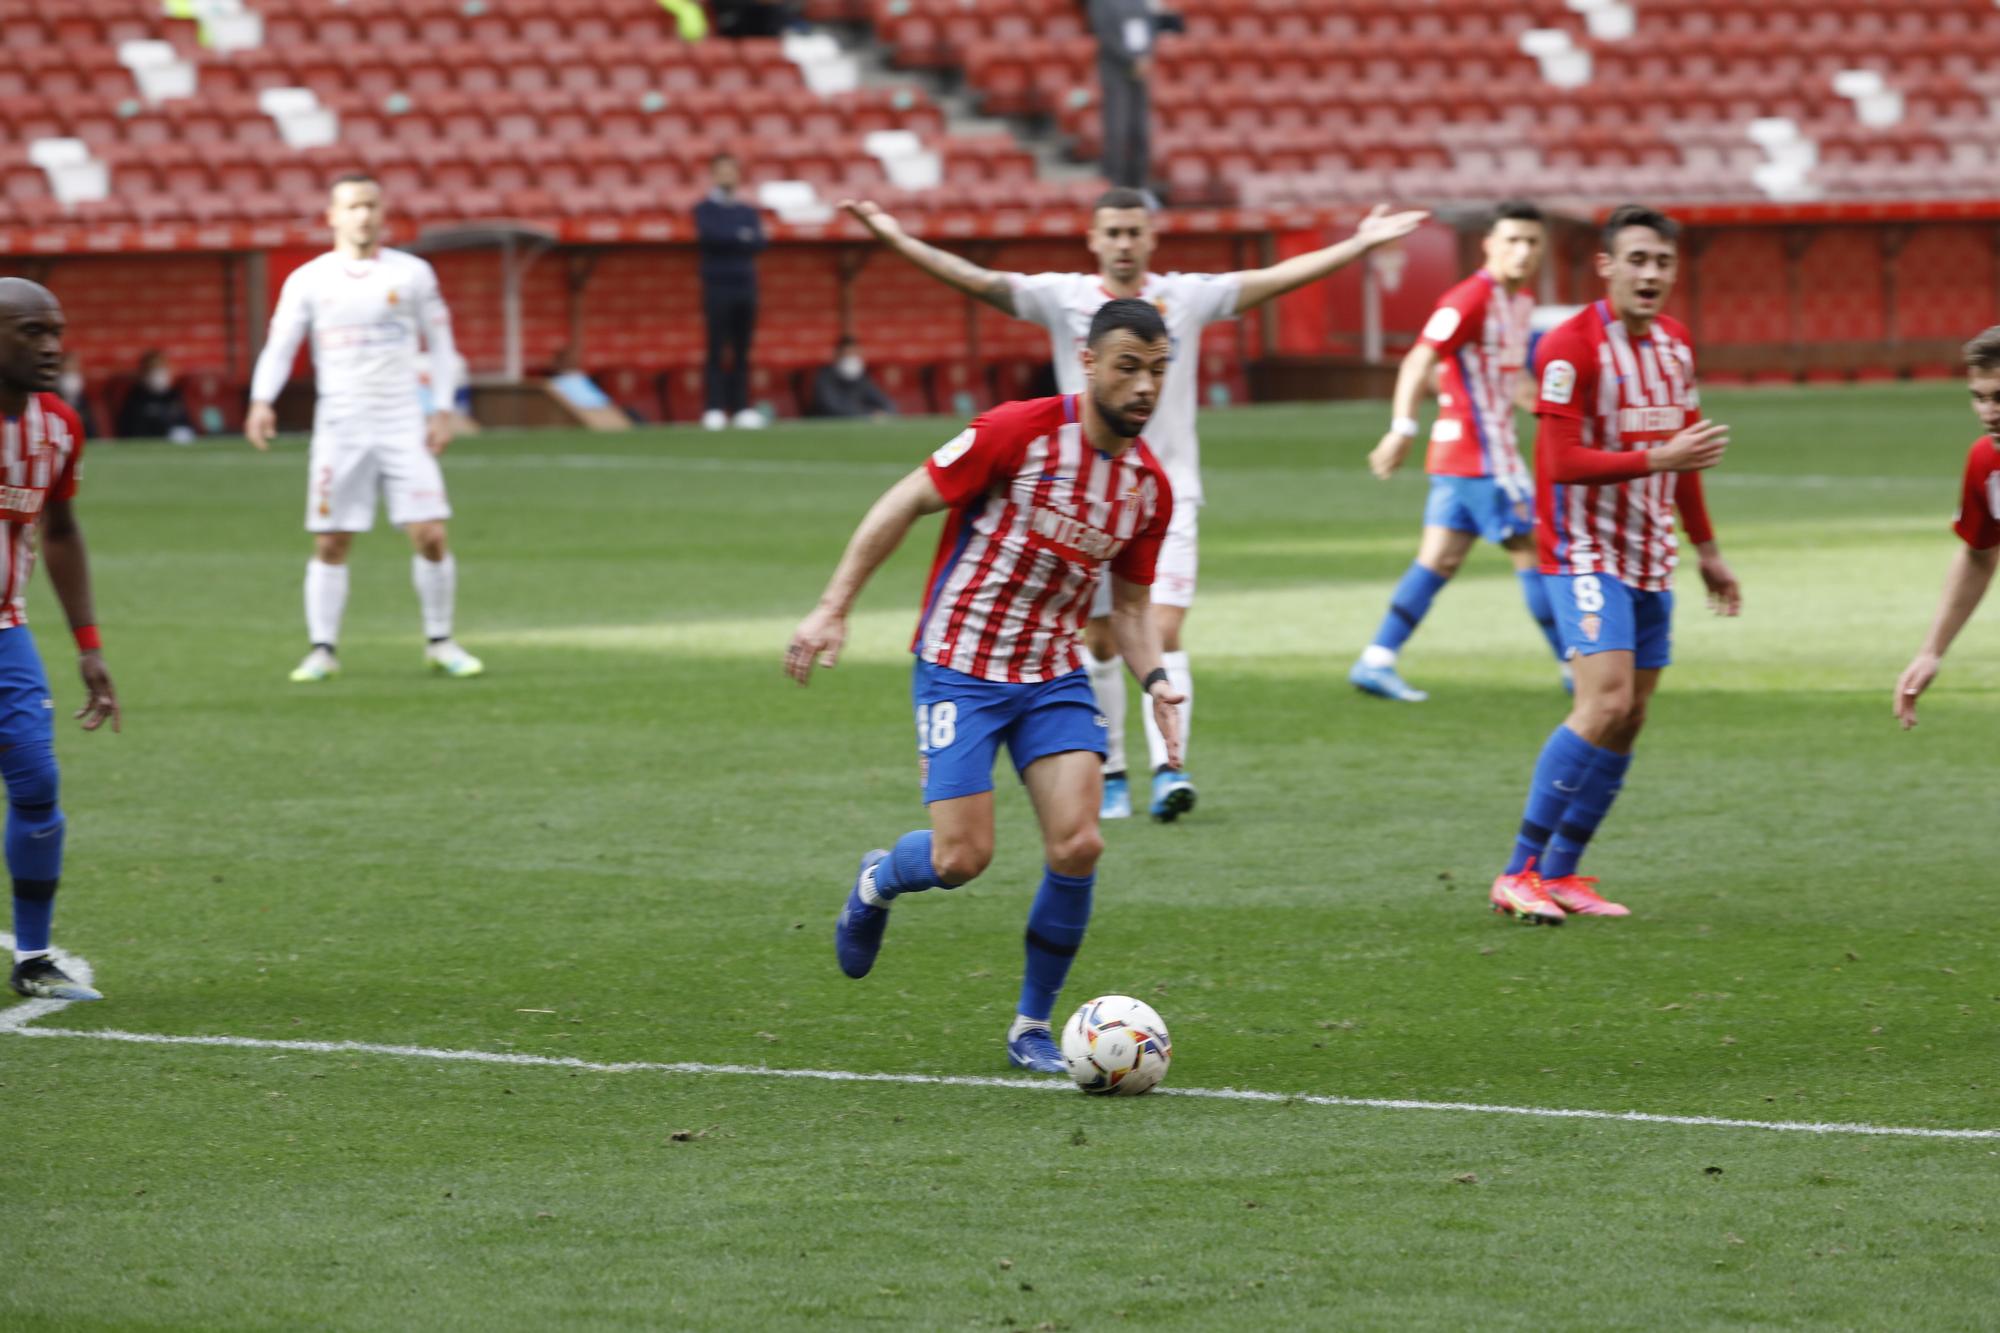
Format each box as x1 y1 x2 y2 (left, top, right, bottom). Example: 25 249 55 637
1142 667 1170 691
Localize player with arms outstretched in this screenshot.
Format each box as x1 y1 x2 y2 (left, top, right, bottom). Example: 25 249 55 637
786 300 1182 1075
844 189 1424 821
1353 200 1566 701
0 278 121 1002
246 173 483 684
1488 205 1740 925
1894 325 2000 730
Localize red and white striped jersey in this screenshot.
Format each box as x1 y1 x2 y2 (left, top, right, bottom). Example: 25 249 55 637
1535 302 1700 591
1952 436 2000 549
0 395 84 629
1420 270 1534 481
916 395 1173 683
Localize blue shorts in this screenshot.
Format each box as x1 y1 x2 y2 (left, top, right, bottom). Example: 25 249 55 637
1425 474 1534 545
1545 573 1674 669
0 627 53 749
911 659 1106 804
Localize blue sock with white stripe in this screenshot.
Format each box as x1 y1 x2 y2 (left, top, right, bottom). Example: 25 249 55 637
865 830 945 902
1370 562 1449 654
1505 725 1609 875
1518 569 1564 661
1018 868 1093 1024
1538 750 1633 880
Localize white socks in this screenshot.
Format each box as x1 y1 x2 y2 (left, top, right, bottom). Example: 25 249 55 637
1082 647 1128 774
1007 1014 1051 1039
1361 644 1397 669
304 558 349 648
412 553 456 641
857 863 890 910
1142 650 1194 773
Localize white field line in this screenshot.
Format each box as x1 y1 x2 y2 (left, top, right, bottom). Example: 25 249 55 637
5 1022 1996 1142
6 939 1990 1141
100 449 1931 489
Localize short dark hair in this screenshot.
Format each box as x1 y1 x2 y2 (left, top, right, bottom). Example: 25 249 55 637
329 171 377 194
1087 297 1168 350
712 152 737 169
1964 326 2000 375
1092 187 1152 215
1489 199 1545 231
1601 203 1680 253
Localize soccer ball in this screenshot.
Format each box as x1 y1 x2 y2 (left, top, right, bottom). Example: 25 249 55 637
1060 995 1172 1095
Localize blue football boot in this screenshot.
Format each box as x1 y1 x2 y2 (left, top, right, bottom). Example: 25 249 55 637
1005 1025 1067 1075
1100 772 1132 820
1348 657 1429 702
834 849 891 979
1149 768 1197 822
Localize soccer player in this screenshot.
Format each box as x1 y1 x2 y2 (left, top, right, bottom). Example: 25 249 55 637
1353 201 1566 701
1893 326 2000 730
785 299 1182 1075
1488 205 1739 925
843 190 1425 821
0 278 121 1002
245 173 483 684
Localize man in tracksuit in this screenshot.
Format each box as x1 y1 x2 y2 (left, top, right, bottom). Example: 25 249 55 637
694 153 767 430
1088 0 1156 191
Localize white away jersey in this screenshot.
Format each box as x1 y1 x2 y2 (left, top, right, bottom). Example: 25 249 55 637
1008 270 1240 507
250 248 459 420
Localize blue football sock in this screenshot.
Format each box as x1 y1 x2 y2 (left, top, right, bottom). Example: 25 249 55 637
3 740 63 953
1539 750 1633 880
1018 867 1094 1024
1370 562 1449 654
1518 569 1565 661
11 880 55 955
869 829 944 900
1505 725 1610 874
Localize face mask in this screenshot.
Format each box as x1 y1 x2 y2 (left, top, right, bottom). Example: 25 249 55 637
145 368 173 393
57 372 83 399
836 355 865 380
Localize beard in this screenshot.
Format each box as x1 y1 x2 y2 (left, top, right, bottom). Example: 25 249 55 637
1092 392 1150 439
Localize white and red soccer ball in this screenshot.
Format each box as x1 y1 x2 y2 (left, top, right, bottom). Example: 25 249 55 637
1061 995 1172 1096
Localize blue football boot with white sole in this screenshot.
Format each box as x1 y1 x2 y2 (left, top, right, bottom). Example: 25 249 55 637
1348 657 1429 702
1100 772 1132 820
1005 1026 1067 1075
1149 768 1196 822
834 849 890 979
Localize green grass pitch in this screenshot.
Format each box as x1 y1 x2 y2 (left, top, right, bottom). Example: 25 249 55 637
4 385 1997 1330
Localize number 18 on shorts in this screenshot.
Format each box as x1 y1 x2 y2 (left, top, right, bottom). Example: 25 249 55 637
911 660 1106 804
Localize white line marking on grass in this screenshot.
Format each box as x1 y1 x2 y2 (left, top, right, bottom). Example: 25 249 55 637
103 449 1938 490
0 935 94 1033
5 1020 1996 1141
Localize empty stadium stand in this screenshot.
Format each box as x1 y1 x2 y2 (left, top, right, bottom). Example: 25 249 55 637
7 0 2000 421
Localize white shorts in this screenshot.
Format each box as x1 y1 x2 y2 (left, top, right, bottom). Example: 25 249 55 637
306 421 451 533
1091 505 1197 618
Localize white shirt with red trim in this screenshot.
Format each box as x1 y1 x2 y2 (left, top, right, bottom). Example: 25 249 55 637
250 248 459 422
1419 270 1533 481
1008 270 1239 507
916 395 1173 684
1533 302 1701 591
0 394 84 630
